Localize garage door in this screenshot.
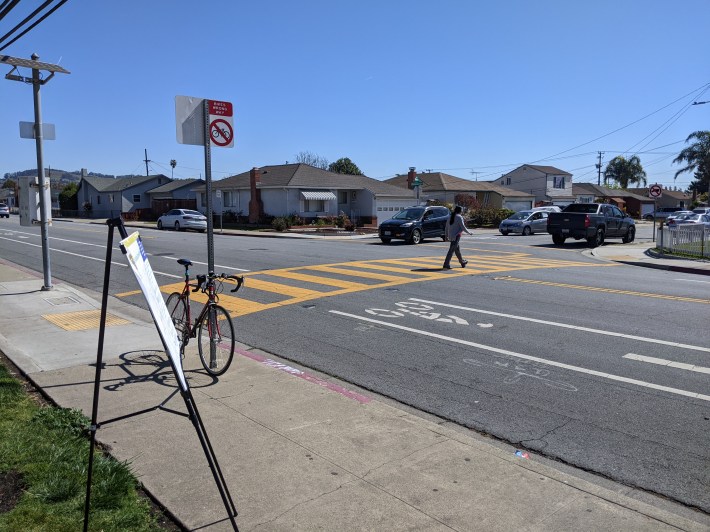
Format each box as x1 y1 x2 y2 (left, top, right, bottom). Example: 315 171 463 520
504 201 532 212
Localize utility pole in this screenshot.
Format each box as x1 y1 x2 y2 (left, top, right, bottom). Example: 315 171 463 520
596 151 604 186
470 171 481 181
1 54 70 290
144 149 151 176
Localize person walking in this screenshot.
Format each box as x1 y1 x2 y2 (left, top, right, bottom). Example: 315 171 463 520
443 205 472 269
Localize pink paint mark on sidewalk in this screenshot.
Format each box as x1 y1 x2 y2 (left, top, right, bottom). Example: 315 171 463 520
235 348 371 404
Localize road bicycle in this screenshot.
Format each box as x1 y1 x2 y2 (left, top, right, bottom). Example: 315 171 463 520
165 258 244 376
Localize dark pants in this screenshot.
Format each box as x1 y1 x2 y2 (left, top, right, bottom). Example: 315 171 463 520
443 235 464 267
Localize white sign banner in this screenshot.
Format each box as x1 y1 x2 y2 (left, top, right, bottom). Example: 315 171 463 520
120 231 188 391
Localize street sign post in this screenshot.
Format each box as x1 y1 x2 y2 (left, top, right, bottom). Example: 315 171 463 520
649 184 662 243
175 96 235 273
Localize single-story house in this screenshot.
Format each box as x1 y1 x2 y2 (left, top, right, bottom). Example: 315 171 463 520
496 164 575 205
384 168 536 211
148 178 204 215
626 187 691 213
77 174 171 218
572 183 656 218
192 163 416 226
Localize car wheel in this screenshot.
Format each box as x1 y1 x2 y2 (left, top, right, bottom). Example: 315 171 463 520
587 228 604 248
174 221 181 231
500 230 509 236
409 229 422 245
644 215 653 221
200 229 206 233
157 220 163 230
622 226 635 243
522 226 532 236
552 234 566 245
441 235 447 241
380 238 391 244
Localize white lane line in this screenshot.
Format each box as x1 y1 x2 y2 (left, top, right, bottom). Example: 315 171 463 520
624 353 710 374
328 310 710 402
158 256 250 273
674 279 710 284
409 298 710 354
0 236 127 267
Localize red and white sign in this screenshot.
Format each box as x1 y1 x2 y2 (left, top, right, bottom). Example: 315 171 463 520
208 100 234 148
649 183 662 198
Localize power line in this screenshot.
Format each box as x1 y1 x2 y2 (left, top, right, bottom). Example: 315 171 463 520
0 0 70 52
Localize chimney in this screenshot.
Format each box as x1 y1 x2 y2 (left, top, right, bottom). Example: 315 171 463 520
249 167 263 223
81 168 88 178
407 167 416 189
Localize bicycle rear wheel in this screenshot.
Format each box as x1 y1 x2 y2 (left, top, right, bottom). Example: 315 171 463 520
197 304 235 376
166 292 188 346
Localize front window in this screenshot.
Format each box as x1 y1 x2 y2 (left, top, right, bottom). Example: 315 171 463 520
304 199 325 212
508 211 532 220
392 208 425 220
338 191 348 204
133 194 141 203
553 176 565 189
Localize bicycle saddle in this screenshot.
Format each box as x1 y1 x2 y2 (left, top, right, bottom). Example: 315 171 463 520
177 258 193 267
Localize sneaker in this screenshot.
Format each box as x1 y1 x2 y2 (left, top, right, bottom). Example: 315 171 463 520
442 265 452 270
461 260 468 268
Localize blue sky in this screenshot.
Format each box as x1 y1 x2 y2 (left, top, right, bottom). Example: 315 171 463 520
2 1 709 190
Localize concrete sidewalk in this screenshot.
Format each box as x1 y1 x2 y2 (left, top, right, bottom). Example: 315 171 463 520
0 256 708 530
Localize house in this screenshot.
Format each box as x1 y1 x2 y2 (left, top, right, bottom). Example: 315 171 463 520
626 187 691 213
384 168 536 212
572 183 655 218
191 164 415 226
148 178 204 215
496 164 575 206
77 174 171 218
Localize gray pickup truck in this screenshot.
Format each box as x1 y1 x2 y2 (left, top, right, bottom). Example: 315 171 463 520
546 203 636 247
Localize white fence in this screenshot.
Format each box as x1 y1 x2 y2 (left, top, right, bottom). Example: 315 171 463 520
659 225 710 259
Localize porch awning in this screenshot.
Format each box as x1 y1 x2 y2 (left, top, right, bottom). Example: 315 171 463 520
301 191 336 201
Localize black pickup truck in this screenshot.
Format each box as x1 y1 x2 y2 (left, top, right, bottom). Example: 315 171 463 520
546 203 636 247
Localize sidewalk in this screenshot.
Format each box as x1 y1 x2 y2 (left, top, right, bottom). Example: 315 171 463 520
0 253 708 530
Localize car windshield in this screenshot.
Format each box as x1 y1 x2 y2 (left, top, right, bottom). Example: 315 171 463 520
508 211 532 220
183 210 203 216
674 213 694 221
392 208 425 220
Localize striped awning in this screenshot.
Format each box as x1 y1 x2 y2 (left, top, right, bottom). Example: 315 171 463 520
301 191 336 201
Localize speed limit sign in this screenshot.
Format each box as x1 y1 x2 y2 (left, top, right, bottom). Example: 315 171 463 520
649 184 663 198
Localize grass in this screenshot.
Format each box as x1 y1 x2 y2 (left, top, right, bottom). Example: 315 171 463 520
0 362 171 531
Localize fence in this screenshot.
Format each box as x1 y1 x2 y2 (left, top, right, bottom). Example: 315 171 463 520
659 225 710 259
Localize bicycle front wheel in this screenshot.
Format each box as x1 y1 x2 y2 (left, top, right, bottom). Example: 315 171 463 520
197 304 235 376
166 292 188 343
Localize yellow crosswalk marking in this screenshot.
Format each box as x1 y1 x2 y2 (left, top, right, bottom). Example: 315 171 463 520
263 270 369 289
307 265 405 282
243 277 322 298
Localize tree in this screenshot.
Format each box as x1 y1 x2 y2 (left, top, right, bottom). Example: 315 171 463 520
58 182 79 211
328 157 363 175
170 159 177 179
2 179 17 190
673 130 710 194
294 151 329 170
604 155 647 188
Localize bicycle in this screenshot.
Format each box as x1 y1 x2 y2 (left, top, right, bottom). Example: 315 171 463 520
165 258 244 376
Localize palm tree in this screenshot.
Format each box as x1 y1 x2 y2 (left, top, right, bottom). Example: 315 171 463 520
604 155 647 188
170 159 177 179
673 131 710 194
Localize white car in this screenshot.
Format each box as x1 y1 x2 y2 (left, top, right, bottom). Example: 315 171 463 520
157 209 207 232
0 203 9 218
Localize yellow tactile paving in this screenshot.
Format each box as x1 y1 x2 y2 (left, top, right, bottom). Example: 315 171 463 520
42 310 131 331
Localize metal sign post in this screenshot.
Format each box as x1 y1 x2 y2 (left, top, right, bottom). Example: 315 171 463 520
649 184 662 243
2 54 70 290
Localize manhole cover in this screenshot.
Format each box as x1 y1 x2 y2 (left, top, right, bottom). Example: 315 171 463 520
43 296 80 306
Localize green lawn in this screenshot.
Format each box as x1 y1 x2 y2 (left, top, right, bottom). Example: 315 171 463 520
0 362 171 531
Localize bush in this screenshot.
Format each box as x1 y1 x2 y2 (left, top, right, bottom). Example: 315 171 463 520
467 207 514 227
271 217 289 231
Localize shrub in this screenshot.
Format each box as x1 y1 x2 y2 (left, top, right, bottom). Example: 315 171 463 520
467 207 514 227
271 217 289 231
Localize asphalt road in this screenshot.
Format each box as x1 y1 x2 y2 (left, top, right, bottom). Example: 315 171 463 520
1 217 709 513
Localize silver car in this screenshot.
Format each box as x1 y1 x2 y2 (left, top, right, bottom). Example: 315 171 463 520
157 209 207 232
0 203 9 218
499 210 549 236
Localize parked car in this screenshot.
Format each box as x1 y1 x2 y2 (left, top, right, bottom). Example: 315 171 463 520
692 207 710 215
531 206 562 213
643 207 683 221
499 210 549 236
378 205 450 244
666 213 710 228
157 209 207 232
0 203 9 218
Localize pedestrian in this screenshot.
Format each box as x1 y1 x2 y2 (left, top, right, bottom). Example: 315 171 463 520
443 205 472 269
